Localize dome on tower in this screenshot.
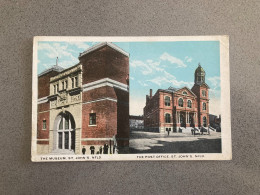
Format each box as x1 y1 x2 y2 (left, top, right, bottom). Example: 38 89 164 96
195 63 205 75
194 63 206 85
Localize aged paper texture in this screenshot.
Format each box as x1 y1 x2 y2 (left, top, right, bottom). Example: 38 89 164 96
31 36 231 161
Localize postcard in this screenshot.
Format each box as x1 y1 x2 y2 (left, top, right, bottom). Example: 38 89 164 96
31 36 231 161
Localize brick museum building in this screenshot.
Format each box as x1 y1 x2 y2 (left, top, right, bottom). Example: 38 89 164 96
144 64 210 133
37 42 129 155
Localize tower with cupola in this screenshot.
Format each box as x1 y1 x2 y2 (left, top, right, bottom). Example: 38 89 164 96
191 63 210 127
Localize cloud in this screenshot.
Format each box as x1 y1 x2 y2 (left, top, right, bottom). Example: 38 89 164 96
185 56 192 63
207 76 220 89
68 42 90 50
148 70 193 88
160 52 187 68
130 60 161 75
38 42 80 69
138 81 148 87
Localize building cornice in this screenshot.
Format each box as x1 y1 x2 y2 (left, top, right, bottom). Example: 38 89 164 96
38 96 48 104
82 78 128 92
83 97 117 104
79 42 129 58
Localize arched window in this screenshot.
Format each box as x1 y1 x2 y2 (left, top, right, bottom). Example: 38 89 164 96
165 113 171 123
203 116 207 127
203 102 206 110
182 91 187 95
202 90 206 97
57 112 76 150
165 96 170 106
178 98 183 107
187 100 192 108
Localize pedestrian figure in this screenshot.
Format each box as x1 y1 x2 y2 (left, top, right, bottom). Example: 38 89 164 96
99 146 103 154
103 144 109 154
82 146 86 155
90 145 95 155
167 129 170 136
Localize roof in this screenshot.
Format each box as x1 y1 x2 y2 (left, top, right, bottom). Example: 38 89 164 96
175 86 197 97
195 63 205 75
79 42 129 58
38 65 64 77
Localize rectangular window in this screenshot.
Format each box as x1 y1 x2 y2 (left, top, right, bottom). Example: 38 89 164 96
75 76 78 87
42 120 46 130
65 80 68 89
89 113 96 125
72 78 74 88
54 85 56 94
62 81 64 90
57 84 59 92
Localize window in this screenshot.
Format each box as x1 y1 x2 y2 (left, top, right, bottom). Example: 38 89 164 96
202 90 206 97
165 96 170 106
182 91 187 95
57 84 59 92
187 100 192 108
203 102 206 110
65 80 68 89
178 98 183 107
165 113 171 123
65 116 69 129
72 78 74 88
89 113 96 125
62 81 64 90
42 120 46 130
75 76 78 87
54 85 56 94
59 118 63 130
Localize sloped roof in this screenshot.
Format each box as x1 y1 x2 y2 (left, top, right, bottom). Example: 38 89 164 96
38 65 64 77
79 42 129 58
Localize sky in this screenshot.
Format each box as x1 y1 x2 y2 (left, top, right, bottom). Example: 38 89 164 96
38 41 221 116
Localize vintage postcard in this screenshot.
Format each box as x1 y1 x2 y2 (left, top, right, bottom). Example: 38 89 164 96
31 36 231 162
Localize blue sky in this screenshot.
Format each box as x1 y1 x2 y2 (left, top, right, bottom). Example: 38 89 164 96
38 41 221 116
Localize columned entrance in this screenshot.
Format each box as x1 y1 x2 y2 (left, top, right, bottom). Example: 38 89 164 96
54 111 76 152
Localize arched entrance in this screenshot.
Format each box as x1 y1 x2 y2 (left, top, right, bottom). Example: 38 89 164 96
54 111 75 151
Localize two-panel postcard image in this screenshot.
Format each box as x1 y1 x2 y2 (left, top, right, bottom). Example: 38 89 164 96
31 36 231 162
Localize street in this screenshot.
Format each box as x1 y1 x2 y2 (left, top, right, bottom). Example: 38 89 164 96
129 130 221 153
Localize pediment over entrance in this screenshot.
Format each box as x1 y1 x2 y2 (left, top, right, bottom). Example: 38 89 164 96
175 87 197 97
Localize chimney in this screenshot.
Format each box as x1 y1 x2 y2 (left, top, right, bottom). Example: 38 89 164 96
150 89 152 98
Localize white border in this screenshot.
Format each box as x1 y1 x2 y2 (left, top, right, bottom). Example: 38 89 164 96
31 36 231 162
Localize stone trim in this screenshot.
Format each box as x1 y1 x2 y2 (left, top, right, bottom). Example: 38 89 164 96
83 97 117 104
38 96 48 104
82 78 128 92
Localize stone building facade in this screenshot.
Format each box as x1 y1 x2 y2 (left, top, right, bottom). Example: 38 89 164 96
143 64 210 133
37 42 129 155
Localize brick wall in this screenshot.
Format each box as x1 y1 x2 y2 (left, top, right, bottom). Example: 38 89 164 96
80 45 129 85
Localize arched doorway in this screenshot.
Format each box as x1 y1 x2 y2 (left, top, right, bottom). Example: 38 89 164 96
54 111 75 151
203 116 207 127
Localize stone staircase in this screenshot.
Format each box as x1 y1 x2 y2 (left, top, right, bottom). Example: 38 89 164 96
49 149 75 155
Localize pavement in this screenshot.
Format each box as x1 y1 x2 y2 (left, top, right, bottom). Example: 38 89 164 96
129 130 221 153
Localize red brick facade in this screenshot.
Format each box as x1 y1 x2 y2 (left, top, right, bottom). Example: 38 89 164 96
144 65 209 133
37 42 129 154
